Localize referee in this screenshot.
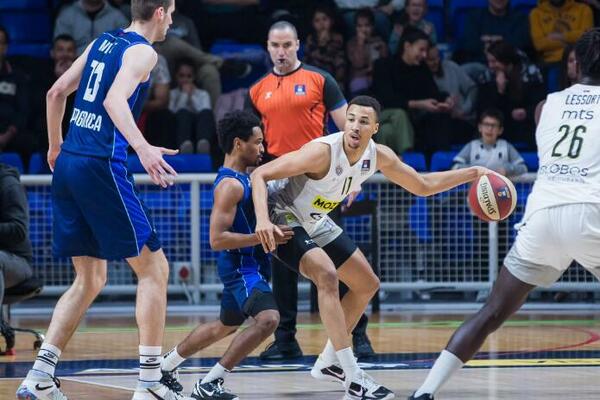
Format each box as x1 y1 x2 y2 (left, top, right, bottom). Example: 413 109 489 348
246 20 374 360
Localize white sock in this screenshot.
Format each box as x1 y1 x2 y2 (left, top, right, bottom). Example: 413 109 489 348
336 347 359 380
414 350 464 397
32 342 62 377
321 340 338 364
139 345 162 383
162 347 186 372
201 362 230 384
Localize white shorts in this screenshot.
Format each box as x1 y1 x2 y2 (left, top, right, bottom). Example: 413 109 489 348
504 203 600 287
269 208 342 248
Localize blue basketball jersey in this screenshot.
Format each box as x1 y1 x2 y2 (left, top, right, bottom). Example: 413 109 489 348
213 167 266 261
62 29 152 162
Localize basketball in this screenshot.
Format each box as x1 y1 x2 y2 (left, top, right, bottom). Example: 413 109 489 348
468 173 517 222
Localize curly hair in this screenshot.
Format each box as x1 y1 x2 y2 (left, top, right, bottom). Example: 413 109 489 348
217 111 262 154
575 28 600 80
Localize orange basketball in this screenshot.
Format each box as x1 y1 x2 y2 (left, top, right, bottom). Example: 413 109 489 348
468 174 517 222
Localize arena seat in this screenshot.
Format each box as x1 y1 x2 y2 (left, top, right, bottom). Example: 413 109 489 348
209 41 269 92
174 154 213 173
7 43 51 58
520 152 539 171
426 0 446 42
511 0 538 14
449 0 487 39
0 152 24 173
0 12 51 44
401 152 427 172
430 151 458 172
28 153 52 174
0 0 48 11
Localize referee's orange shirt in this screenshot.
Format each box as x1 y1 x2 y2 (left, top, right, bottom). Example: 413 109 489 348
247 63 346 157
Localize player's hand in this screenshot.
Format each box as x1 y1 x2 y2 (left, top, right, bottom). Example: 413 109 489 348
345 190 361 209
47 144 61 172
274 225 294 244
255 220 283 253
137 143 179 188
472 166 496 179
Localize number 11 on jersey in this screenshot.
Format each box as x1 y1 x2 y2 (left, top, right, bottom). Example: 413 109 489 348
341 177 353 196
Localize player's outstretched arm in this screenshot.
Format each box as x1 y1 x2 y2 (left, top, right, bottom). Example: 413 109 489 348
103 45 178 188
376 144 492 196
46 41 94 171
250 142 329 252
210 179 293 251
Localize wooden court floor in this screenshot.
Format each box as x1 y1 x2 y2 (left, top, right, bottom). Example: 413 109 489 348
2 311 600 399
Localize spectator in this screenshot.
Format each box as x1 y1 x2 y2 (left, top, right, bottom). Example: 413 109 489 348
154 1 252 108
456 0 530 64
453 108 527 178
476 40 545 149
0 27 31 158
30 35 77 153
372 28 456 156
426 45 479 141
0 162 34 314
530 0 593 65
559 44 577 89
389 0 437 54
347 8 388 95
109 0 131 19
335 0 406 39
304 5 347 90
169 58 215 154
142 53 173 149
54 0 128 55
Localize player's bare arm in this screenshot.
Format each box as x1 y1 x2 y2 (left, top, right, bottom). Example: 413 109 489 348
104 44 178 188
46 41 95 171
251 141 330 252
210 178 293 251
376 144 493 196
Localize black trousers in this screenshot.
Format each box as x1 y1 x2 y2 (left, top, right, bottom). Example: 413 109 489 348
272 208 369 343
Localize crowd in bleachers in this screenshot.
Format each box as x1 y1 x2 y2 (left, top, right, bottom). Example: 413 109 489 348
0 0 598 175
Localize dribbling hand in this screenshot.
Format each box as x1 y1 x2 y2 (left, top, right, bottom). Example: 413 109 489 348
137 143 179 188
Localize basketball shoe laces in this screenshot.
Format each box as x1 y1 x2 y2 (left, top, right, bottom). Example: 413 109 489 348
162 369 181 390
211 378 231 394
356 370 381 393
49 376 68 400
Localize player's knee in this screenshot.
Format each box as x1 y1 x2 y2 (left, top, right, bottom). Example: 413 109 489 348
480 304 508 333
75 268 106 294
255 310 279 335
315 268 339 294
215 321 239 337
361 273 380 297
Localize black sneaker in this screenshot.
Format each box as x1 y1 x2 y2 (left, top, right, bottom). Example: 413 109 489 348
310 355 345 385
407 393 434 400
161 369 183 393
258 340 303 360
345 370 395 400
191 378 238 400
353 333 375 359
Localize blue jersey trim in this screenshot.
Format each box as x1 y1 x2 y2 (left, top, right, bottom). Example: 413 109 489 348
108 160 139 256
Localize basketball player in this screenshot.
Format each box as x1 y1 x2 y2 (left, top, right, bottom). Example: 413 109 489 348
159 111 293 400
251 95 492 400
408 28 600 400
17 1 187 399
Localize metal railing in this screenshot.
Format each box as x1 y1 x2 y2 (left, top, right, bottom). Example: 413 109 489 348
21 172 599 301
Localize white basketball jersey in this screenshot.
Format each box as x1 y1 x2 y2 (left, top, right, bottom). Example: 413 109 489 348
523 84 600 221
269 131 378 235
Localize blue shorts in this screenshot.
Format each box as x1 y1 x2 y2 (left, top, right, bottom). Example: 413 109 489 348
218 252 276 326
52 151 161 260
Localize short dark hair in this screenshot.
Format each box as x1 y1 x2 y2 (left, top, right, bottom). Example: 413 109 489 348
399 27 430 54
218 111 262 154
268 21 298 39
53 34 75 45
479 108 504 127
131 0 171 21
355 8 375 26
348 95 381 122
575 28 600 80
174 57 195 73
486 40 520 66
0 25 9 44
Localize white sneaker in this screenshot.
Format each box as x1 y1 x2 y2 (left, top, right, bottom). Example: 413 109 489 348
344 370 395 400
310 355 346 385
16 370 68 400
132 381 192 400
